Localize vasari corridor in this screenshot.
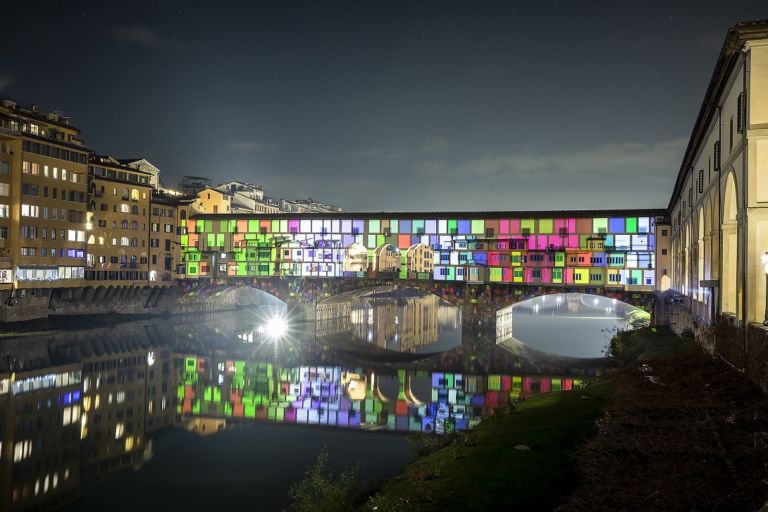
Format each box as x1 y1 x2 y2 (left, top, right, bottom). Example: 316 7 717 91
1 2 768 511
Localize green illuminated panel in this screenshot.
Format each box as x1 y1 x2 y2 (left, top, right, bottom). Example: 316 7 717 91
521 219 535 234
593 218 608 234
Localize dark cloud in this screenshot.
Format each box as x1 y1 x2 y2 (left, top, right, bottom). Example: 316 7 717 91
1 0 765 211
112 25 159 45
226 141 279 152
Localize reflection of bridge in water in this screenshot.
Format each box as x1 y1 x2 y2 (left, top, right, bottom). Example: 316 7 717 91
0 310 601 511
315 289 461 354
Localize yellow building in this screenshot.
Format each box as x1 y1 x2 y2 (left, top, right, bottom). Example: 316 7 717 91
405 243 434 274
149 194 200 282
0 100 88 293
86 155 152 284
196 187 231 214
373 244 400 272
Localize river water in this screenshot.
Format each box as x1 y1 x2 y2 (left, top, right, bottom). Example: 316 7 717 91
0 288 624 511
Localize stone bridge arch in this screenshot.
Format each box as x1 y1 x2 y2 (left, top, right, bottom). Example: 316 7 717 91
177 277 655 320
495 292 651 359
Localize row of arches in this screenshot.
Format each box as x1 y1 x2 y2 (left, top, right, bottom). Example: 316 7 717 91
342 242 434 274
670 169 739 322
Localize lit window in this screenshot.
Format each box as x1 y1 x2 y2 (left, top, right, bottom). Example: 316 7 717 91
62 404 81 426
21 204 39 217
13 440 32 462
115 422 125 439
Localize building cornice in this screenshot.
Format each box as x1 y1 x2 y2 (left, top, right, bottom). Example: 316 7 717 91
668 19 768 211
190 208 667 221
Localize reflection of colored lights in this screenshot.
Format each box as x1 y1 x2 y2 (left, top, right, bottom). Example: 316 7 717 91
179 355 579 435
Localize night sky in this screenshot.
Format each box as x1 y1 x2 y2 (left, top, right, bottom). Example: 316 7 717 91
2 1 766 212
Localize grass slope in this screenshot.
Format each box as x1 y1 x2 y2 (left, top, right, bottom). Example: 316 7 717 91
368 381 612 511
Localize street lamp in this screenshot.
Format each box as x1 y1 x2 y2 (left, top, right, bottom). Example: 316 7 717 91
762 251 768 326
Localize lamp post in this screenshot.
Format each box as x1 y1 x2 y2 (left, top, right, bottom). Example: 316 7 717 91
762 251 768 326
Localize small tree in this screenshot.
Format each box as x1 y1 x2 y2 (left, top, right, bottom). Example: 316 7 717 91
289 448 359 512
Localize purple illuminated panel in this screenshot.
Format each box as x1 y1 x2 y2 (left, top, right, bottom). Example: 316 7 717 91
609 218 624 233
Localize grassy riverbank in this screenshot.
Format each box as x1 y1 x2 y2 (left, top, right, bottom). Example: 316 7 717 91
364 380 613 511
290 327 768 511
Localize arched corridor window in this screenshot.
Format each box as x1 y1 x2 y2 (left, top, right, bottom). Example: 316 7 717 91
722 172 739 315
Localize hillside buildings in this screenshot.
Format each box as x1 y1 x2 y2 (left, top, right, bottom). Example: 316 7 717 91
0 99 340 301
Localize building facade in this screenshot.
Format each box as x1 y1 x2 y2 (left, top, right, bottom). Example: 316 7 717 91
118 158 161 190
280 197 343 213
196 187 232 214
214 181 283 214
86 155 152 284
148 193 199 282
667 20 768 325
0 100 88 293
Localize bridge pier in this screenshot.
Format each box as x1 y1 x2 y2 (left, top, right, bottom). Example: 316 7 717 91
287 301 317 321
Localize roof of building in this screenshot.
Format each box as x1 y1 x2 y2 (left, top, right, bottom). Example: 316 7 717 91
198 186 233 197
190 208 667 221
90 154 153 175
668 18 768 210
0 98 81 132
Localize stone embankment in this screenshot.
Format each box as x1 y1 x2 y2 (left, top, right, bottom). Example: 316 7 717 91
0 283 278 323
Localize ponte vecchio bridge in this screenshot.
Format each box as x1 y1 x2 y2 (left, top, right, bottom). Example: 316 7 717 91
178 209 667 313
